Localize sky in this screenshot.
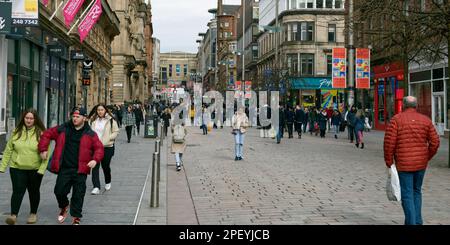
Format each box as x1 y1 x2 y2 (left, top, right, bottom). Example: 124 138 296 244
151 0 242 54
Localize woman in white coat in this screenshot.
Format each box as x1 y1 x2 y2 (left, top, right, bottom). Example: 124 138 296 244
232 108 249 161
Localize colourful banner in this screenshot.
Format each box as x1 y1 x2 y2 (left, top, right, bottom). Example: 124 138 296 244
332 48 347 89
356 48 371 89
234 81 243 99
78 0 102 42
321 90 337 109
42 0 49 6
63 0 85 27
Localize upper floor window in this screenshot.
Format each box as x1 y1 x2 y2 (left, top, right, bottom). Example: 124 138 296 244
326 0 332 8
328 24 336 42
300 22 314 41
335 0 342 8
285 22 314 41
316 0 323 8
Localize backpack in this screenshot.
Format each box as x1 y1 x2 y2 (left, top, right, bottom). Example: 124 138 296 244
173 125 186 143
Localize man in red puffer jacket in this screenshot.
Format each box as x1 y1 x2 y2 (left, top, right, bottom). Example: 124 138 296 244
384 96 440 225
39 107 104 225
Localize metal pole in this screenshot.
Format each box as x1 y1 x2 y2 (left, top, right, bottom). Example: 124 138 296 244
242 0 246 81
150 152 160 208
275 0 279 71
348 0 355 107
157 145 161 182
155 139 160 153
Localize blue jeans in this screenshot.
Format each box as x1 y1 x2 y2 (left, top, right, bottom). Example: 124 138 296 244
398 170 426 225
175 153 183 166
234 132 245 158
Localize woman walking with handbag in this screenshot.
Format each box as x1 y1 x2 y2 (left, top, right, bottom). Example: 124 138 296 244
88 104 120 195
232 108 249 161
0 109 47 225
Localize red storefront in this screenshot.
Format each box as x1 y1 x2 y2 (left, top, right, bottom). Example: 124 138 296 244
373 61 405 130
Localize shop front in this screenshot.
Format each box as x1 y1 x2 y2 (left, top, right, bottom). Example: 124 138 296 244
373 61 405 130
409 65 448 136
289 77 346 111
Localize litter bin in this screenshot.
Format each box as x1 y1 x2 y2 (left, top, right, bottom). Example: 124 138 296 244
144 115 158 138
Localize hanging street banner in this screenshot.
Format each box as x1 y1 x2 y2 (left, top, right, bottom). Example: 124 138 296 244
245 81 252 99
235 81 244 99
12 0 39 26
63 0 85 27
0 2 12 34
332 48 347 89
356 48 371 89
78 0 102 42
42 0 49 6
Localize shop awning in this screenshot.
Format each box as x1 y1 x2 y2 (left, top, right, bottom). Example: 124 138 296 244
289 77 333 90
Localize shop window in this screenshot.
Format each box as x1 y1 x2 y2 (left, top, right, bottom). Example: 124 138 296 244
410 82 432 118
8 39 15 64
20 41 31 68
433 80 444 92
433 68 444 79
410 70 431 82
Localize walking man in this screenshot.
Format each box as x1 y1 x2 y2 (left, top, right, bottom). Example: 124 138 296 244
384 96 440 225
38 107 104 225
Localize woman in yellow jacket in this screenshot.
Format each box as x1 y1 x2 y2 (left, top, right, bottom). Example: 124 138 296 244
0 109 47 225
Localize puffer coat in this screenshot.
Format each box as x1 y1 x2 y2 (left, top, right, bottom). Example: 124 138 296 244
383 108 440 172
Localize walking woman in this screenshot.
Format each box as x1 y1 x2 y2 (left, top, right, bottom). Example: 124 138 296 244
162 108 171 137
354 109 366 149
331 109 342 139
88 104 119 195
0 109 47 225
123 105 136 143
171 122 187 171
318 109 328 138
232 108 249 161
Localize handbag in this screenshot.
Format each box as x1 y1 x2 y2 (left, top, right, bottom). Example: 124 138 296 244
231 129 238 135
386 164 401 202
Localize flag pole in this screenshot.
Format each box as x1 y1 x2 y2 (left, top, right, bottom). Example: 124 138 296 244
67 0 96 35
49 0 66 21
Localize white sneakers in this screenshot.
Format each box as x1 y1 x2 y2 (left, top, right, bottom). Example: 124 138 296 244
91 184 111 195
91 188 100 195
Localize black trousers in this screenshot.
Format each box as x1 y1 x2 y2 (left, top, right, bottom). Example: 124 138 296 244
92 146 115 188
202 124 208 135
54 168 87 218
9 168 43 215
320 128 326 138
125 126 133 142
296 122 303 136
348 125 355 142
135 121 141 135
286 123 294 138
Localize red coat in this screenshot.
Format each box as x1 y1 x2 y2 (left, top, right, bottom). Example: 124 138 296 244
384 108 440 172
38 122 104 175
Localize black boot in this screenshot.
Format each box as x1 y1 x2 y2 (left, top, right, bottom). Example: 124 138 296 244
355 143 359 148
361 143 364 149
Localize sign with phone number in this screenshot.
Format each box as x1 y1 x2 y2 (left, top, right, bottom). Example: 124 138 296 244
12 18 39 26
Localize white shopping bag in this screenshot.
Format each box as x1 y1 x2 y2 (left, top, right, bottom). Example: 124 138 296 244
386 164 401 202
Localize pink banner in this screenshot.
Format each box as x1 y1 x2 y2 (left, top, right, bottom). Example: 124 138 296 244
63 0 85 27
78 0 102 42
42 0 49 6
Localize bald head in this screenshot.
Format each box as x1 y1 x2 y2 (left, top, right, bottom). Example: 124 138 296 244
403 96 418 110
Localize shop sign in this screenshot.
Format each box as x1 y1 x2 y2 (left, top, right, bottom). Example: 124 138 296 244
12 0 39 26
48 45 65 57
82 77 91 86
290 77 333 90
83 60 93 70
0 2 12 34
71 50 85 61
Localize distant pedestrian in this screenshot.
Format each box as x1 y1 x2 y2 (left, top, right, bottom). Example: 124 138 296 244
38 107 104 225
354 109 366 149
123 105 136 143
276 105 286 144
331 109 342 139
318 109 328 138
171 122 187 171
308 107 318 136
162 108 171 137
285 107 295 139
232 108 249 160
303 107 309 133
0 109 47 225
384 96 440 225
345 105 357 143
88 104 119 195
134 104 144 135
201 108 209 135
294 105 305 139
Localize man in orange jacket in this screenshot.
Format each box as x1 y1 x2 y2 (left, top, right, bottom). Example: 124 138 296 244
384 96 440 225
